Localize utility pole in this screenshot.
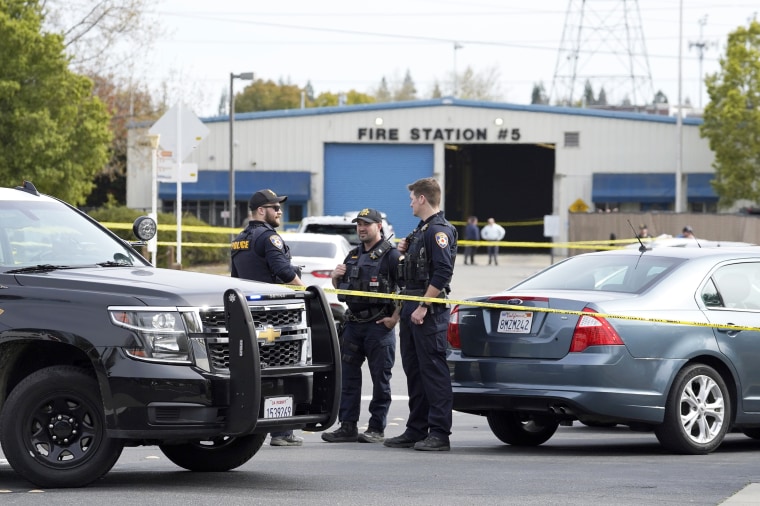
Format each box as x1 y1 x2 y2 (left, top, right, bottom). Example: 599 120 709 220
453 42 463 97
689 15 714 109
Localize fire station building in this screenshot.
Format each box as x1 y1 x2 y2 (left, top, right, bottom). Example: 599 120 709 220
126 98 716 245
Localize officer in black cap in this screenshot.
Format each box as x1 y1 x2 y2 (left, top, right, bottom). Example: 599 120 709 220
231 189 303 286
322 208 401 444
384 177 457 452
231 188 305 447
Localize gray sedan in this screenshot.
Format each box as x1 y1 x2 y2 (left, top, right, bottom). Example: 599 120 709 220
447 247 760 454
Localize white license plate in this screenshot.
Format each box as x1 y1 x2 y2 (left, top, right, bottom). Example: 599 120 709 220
497 311 533 334
264 396 293 419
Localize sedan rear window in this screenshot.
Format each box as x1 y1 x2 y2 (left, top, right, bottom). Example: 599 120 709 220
513 255 685 293
303 224 358 245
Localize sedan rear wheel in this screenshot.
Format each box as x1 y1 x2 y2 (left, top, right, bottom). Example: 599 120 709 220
486 411 559 446
654 364 730 454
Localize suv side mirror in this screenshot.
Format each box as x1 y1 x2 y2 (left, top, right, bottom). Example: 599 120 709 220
133 216 157 241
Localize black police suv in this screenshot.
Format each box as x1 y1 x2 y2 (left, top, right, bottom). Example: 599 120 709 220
0 182 340 488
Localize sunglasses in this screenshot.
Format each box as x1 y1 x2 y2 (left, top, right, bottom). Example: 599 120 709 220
263 205 281 212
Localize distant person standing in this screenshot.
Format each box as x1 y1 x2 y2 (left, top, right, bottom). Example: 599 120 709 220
638 224 650 239
480 218 505 266
678 225 695 239
463 216 479 265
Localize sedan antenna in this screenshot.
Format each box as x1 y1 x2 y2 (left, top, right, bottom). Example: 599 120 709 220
627 220 647 253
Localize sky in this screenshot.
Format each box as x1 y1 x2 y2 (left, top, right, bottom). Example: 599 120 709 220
142 1 759 118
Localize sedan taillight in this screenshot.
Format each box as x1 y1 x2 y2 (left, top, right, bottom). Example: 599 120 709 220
569 308 624 352
447 305 461 349
310 270 333 278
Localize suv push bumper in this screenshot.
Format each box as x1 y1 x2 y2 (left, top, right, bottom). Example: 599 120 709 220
226 286 341 434
105 287 341 440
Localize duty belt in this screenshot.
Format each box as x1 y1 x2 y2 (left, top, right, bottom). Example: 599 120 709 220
345 307 388 322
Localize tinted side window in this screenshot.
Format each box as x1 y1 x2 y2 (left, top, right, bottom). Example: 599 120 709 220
701 279 722 307
708 263 760 309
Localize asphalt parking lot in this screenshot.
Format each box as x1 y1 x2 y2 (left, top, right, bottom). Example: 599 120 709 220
448 252 554 299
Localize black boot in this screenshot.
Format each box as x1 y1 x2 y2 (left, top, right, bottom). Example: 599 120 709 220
321 421 358 443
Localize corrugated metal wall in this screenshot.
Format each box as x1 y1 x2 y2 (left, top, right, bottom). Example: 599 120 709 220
323 143 434 237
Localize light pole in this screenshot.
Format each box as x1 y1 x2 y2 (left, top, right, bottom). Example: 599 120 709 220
453 42 463 97
148 133 160 266
229 71 254 231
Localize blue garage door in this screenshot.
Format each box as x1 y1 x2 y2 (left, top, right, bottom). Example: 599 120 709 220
324 144 434 238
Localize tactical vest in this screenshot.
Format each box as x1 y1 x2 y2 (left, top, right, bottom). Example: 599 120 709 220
399 213 457 289
231 223 292 283
338 240 395 311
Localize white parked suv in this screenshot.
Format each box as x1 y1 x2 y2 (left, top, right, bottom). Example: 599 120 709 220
283 232 352 323
296 213 395 246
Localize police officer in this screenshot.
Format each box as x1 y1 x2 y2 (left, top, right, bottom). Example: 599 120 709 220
231 188 305 447
322 208 401 444
231 189 304 287
384 177 457 452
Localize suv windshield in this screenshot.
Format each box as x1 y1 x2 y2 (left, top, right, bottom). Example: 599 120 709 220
0 199 148 269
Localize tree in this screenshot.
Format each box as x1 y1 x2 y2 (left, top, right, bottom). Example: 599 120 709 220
597 87 608 106
234 78 303 112
42 0 161 75
394 69 417 101
701 20 760 207
85 73 161 207
653 90 669 104
430 81 443 99
583 80 596 106
454 66 501 101
312 90 375 107
0 0 111 205
531 82 549 105
375 77 392 103
217 86 228 116
304 81 315 102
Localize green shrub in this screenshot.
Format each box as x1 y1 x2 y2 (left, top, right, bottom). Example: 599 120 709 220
87 207 228 268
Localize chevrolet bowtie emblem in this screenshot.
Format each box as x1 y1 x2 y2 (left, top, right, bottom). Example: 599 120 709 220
257 326 281 343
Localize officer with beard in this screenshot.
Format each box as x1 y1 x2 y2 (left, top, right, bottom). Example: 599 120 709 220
231 188 304 447
322 208 401 444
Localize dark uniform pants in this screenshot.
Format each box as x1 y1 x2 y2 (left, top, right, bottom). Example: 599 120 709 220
398 301 453 440
339 320 396 431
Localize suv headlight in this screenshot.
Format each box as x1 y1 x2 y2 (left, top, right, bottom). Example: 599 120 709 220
110 309 194 363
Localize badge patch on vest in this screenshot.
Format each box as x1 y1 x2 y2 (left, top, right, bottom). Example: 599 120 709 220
270 235 284 249
435 232 449 248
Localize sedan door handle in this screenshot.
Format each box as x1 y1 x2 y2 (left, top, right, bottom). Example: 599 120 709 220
717 323 740 336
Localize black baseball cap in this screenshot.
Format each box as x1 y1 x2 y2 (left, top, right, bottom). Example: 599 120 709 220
352 208 383 224
249 189 287 210
683 225 693 233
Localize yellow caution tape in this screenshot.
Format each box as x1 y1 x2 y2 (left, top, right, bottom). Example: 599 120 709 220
287 285 760 333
